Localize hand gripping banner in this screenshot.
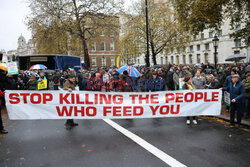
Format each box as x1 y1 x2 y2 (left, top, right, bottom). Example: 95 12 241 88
5 90 222 120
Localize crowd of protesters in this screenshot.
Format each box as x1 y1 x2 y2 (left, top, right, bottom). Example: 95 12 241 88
0 62 250 132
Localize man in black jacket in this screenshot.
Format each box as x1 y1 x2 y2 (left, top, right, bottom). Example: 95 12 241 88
0 70 8 134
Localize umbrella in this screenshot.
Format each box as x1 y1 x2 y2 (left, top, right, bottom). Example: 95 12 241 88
117 66 141 78
0 63 7 71
225 54 246 62
29 64 47 70
23 70 40 78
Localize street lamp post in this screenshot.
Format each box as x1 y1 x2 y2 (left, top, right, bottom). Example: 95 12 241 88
145 0 150 67
212 35 219 70
81 20 90 69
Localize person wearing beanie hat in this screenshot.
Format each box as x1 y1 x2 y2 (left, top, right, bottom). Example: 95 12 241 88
182 76 198 125
222 72 245 128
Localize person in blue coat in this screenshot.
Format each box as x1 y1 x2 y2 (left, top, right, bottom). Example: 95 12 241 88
147 72 162 92
222 74 245 127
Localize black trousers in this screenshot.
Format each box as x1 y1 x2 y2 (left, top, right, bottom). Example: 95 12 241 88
0 101 3 130
186 116 196 120
230 103 243 125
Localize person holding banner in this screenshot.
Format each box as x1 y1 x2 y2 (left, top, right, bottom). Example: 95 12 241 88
63 75 78 130
0 70 8 134
183 76 198 125
222 74 245 127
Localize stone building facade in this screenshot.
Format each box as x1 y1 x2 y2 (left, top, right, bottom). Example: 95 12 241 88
132 19 249 66
6 34 36 61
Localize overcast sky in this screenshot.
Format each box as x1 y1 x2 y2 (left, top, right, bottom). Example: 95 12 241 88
0 0 135 52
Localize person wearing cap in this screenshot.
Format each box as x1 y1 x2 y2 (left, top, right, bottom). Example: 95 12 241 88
182 76 198 125
64 75 78 130
173 69 183 90
242 73 250 118
182 66 193 79
222 74 245 127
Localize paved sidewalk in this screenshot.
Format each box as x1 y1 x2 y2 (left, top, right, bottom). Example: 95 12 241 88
218 105 250 126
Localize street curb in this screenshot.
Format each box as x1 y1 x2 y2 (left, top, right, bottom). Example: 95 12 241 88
216 115 250 126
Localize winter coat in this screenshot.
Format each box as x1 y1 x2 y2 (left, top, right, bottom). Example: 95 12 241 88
27 79 37 90
166 71 175 90
173 72 182 87
138 78 147 91
216 72 226 87
124 76 134 92
223 81 245 104
192 76 206 89
223 75 232 87
5 77 18 90
206 79 220 89
242 79 250 99
147 77 162 92
63 80 76 91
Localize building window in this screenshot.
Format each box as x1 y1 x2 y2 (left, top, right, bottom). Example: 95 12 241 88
171 56 174 64
165 56 168 64
205 53 209 64
101 57 106 66
234 50 240 54
91 57 96 66
197 54 201 63
101 30 105 36
189 54 193 64
218 30 222 37
205 43 210 50
110 30 115 37
110 42 115 51
197 44 200 51
110 57 115 66
171 48 174 54
209 32 213 38
235 39 241 47
201 33 204 39
189 45 193 52
138 59 140 64
101 42 106 51
161 57 163 64
176 55 179 65
91 42 96 51
193 35 197 41
183 55 186 64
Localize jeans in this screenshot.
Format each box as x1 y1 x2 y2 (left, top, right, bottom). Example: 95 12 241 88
230 103 243 125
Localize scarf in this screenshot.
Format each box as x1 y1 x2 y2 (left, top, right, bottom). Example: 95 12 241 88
185 82 196 90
